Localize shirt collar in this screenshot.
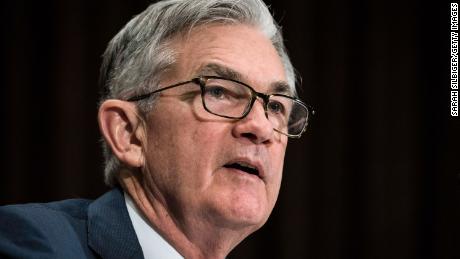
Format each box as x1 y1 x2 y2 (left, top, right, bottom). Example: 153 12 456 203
125 193 184 259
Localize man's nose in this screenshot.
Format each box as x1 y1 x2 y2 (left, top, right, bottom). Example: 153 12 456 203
231 99 273 144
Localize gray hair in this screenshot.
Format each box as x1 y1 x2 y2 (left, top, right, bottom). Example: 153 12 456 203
99 0 297 186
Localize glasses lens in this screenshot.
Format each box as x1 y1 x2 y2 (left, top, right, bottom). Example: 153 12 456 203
267 96 309 136
201 77 310 137
202 78 252 118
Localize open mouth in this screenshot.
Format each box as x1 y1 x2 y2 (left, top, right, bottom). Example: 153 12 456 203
224 162 260 177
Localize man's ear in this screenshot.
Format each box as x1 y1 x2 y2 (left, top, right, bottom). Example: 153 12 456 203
98 100 146 168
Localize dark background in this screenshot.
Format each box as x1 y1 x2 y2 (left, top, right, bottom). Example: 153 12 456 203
1 0 459 258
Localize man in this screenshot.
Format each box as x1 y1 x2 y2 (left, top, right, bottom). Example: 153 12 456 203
0 0 313 258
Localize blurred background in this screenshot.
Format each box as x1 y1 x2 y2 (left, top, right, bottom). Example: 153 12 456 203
1 0 458 258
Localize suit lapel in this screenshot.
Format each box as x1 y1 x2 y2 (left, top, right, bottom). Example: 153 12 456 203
87 187 144 259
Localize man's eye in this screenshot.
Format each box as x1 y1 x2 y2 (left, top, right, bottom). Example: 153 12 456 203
206 86 227 99
268 100 285 114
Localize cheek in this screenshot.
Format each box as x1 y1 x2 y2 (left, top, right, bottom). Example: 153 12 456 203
191 123 227 148
267 143 287 196
145 110 229 188
274 145 287 174
186 123 231 182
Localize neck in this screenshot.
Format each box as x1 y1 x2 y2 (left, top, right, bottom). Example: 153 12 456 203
119 171 250 259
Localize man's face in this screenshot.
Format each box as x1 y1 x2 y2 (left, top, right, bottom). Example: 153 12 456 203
142 24 289 232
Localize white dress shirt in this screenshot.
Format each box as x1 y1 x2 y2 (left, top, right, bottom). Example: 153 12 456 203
125 193 184 259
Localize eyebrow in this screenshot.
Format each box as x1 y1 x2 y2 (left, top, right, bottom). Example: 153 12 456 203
270 81 292 96
196 63 243 81
196 63 294 96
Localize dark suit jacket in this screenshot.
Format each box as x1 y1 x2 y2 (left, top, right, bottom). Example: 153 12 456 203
0 188 144 259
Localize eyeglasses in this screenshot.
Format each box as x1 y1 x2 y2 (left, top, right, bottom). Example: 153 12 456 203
127 76 314 138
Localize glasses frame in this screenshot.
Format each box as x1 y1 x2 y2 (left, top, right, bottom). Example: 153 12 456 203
127 75 314 138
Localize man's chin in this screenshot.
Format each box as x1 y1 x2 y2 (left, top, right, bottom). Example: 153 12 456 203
207 193 270 231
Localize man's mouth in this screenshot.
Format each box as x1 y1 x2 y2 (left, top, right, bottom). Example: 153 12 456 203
224 162 260 178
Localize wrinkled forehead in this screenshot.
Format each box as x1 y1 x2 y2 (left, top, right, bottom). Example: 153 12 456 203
168 24 294 96
196 63 294 96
